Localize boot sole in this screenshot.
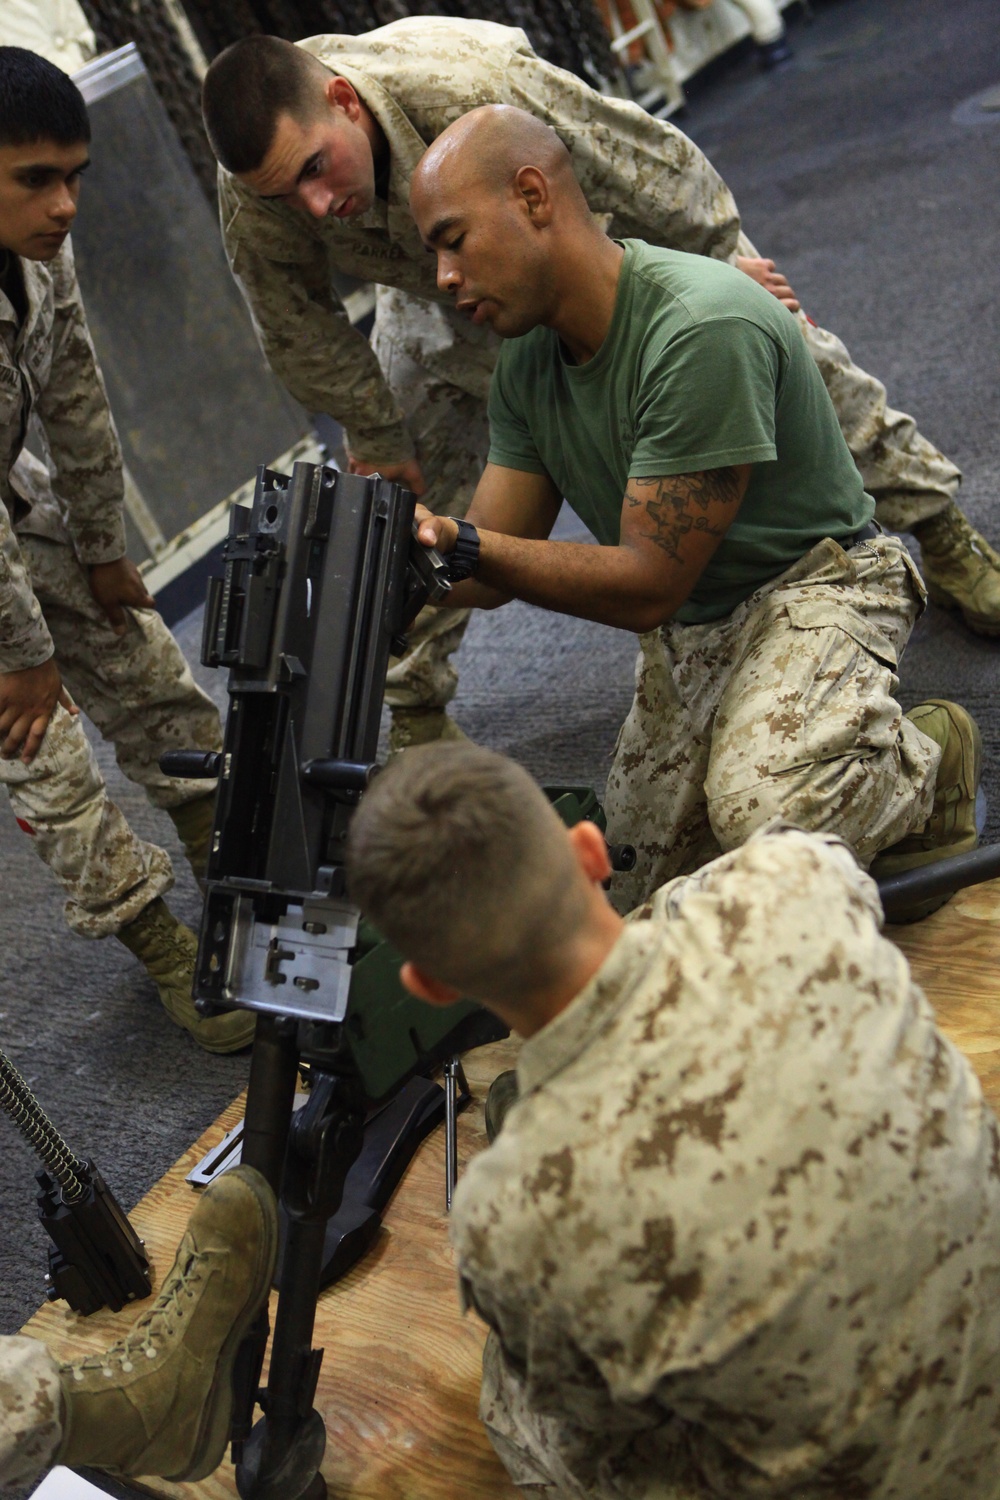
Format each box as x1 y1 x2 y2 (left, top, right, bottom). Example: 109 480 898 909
880 788 988 923
925 584 1000 637
167 1166 279 1482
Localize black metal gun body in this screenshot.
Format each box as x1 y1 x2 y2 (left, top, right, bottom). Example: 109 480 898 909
197 462 417 1028
0 1040 151 1316
163 463 505 1500
174 463 498 1078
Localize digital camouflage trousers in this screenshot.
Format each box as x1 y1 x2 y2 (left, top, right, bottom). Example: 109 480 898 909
603 534 939 912
0 1336 61 1491
1 534 221 937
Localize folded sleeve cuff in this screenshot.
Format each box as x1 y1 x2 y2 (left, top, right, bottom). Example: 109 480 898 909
69 511 128 568
0 619 55 674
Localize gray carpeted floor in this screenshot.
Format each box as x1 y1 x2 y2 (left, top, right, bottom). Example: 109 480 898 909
1 0 997 1492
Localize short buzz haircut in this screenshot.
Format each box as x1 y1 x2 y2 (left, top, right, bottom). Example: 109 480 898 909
346 743 590 1008
202 35 330 175
0 47 90 149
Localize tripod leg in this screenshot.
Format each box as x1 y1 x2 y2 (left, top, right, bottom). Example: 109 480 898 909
242 1014 300 1191
237 1216 330 1500
230 1014 301 1460
236 1069 365 1500
444 1057 459 1211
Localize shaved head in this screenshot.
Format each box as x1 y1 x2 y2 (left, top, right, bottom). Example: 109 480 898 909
410 104 606 340
420 105 574 196
412 104 586 232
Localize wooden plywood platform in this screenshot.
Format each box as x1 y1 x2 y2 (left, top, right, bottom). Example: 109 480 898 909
21 1036 522 1500
20 879 1000 1499
890 878 1000 1109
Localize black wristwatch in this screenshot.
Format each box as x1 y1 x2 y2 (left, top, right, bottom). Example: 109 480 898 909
446 519 481 582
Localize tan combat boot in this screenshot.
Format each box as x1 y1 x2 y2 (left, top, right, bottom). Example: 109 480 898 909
388 706 469 756
117 898 256 1054
167 792 216 886
913 502 1000 636
57 1165 277 1482
871 699 982 890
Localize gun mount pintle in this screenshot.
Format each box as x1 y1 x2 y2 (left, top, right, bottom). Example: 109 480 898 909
162 462 502 1500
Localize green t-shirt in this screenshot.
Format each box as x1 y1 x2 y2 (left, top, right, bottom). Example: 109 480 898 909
487 240 874 623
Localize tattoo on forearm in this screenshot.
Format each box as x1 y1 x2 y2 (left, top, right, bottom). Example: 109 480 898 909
625 468 743 560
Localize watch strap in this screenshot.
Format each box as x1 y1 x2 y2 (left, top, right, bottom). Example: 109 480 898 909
447 518 480 582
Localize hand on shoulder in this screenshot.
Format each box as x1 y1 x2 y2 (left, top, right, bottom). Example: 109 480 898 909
735 255 801 313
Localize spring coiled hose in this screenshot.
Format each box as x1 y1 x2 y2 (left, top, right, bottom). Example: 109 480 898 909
0 1047 88 1203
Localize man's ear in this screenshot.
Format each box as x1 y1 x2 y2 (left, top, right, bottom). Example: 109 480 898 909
568 819 613 885
400 960 463 1008
514 165 554 227
326 74 360 120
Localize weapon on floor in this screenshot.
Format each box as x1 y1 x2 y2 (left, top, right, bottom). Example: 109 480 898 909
0 1044 150 1314
162 461 635 1500
876 841 1000 924
159 461 510 1500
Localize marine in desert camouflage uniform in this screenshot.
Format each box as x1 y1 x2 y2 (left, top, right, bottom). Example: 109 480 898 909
0 47 252 1052
346 743 1000 1500
406 107 982 904
202 17 1000 752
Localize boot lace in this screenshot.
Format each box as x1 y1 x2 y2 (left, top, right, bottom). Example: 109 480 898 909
70 1248 209 1381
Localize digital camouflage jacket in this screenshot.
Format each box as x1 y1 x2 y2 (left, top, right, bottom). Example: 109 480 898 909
0 239 125 672
453 827 1000 1499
